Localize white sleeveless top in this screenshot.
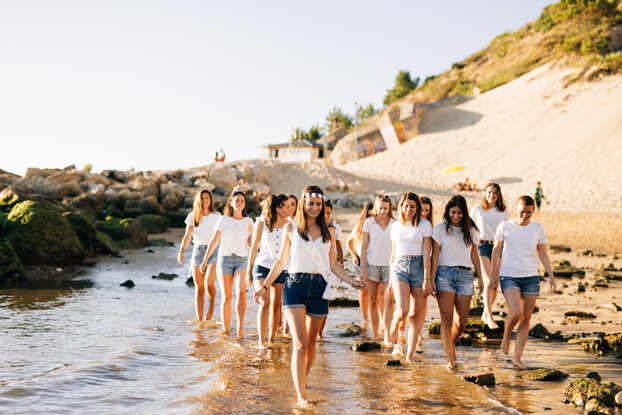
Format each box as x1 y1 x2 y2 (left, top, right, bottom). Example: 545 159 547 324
255 224 285 269
288 226 330 275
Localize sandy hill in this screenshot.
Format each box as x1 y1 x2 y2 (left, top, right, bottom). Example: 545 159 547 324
340 62 622 211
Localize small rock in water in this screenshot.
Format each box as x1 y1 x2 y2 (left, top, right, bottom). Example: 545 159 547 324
584 398 613 414
565 311 597 319
330 297 360 307
586 371 601 382
340 324 364 337
120 279 135 288
185 276 194 286
352 341 381 352
456 333 473 346
152 272 178 280
146 249 155 253
385 359 401 366
81 260 97 267
462 372 495 386
515 368 568 381
565 378 620 407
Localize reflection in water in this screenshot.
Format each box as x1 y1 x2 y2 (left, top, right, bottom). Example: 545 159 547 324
0 279 94 311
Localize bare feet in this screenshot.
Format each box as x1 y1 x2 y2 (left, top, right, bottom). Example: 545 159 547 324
361 320 368 330
296 397 310 408
482 312 499 330
500 338 510 355
445 361 457 372
237 326 244 339
512 359 527 369
206 304 215 321
392 343 403 356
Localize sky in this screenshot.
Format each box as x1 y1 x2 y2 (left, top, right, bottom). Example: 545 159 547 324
0 0 553 175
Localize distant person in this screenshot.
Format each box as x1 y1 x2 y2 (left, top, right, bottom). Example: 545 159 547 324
177 189 221 322
214 148 226 163
470 183 510 330
247 194 290 347
534 181 548 211
360 195 396 344
430 195 483 370
200 190 253 338
346 202 374 328
492 195 557 369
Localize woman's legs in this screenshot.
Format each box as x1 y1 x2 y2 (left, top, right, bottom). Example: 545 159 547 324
501 289 537 368
382 282 394 344
305 315 324 376
452 295 472 361
389 280 411 344
500 288 523 356
285 308 322 404
479 256 499 329
255 280 269 346
268 284 284 343
437 290 457 368
193 266 206 321
514 294 537 367
416 296 428 349
359 286 369 328
218 274 234 334
406 287 424 362
367 280 381 340
205 263 218 320
233 269 247 339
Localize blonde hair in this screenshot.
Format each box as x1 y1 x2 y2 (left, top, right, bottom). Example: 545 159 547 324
192 189 214 227
374 195 394 219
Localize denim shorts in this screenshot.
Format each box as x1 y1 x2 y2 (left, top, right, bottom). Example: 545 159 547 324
217 254 248 275
282 273 329 318
367 263 390 283
500 275 540 296
477 243 502 259
252 264 287 284
391 256 424 287
435 265 474 296
191 244 219 267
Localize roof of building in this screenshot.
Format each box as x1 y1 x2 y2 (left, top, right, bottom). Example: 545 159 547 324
263 139 333 150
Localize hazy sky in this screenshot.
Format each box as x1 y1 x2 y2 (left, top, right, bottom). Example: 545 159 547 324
1 1 553 175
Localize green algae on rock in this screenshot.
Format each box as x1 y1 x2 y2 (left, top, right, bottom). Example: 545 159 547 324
136 214 169 234
0 238 23 280
99 216 148 249
515 368 568 381
565 377 621 409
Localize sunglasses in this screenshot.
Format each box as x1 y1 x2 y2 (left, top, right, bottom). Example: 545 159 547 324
377 195 390 201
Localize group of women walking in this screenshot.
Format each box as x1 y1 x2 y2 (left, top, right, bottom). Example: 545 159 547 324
177 182 557 405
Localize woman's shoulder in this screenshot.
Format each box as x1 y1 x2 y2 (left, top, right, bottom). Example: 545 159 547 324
363 217 375 225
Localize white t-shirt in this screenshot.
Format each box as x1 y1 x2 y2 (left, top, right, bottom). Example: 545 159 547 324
432 223 478 268
495 220 547 278
215 215 253 257
184 212 221 245
362 217 396 266
470 205 510 241
329 222 342 242
390 219 433 257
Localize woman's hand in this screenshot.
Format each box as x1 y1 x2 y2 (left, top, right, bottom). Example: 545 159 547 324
245 272 253 287
253 285 267 304
423 279 433 296
386 283 394 296
548 276 558 293
177 251 184 265
353 256 359 265
351 279 366 290
199 261 208 273
476 278 484 296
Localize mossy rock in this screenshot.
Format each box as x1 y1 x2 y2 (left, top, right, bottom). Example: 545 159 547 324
5 201 86 266
515 368 568 381
603 333 622 353
147 238 174 247
164 211 189 228
564 311 597 318
136 214 169 234
100 204 124 219
100 216 148 249
63 211 96 255
0 212 9 236
352 341 381 352
94 231 120 255
428 319 505 339
565 378 621 407
529 323 564 341
0 238 23 280
544 260 586 278
330 297 360 307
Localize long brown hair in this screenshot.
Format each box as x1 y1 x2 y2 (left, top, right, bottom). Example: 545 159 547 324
192 189 215 227
374 195 394 218
481 182 507 212
263 194 289 232
297 185 330 243
443 195 478 246
223 190 248 217
420 196 434 226
397 192 422 226
353 202 374 244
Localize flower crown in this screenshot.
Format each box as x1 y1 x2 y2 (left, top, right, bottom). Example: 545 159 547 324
301 192 326 200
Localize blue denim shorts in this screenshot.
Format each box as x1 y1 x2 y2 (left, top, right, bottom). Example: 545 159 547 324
477 243 502 259
500 275 540 296
282 273 329 318
391 255 424 287
252 264 287 284
435 265 474 296
217 254 248 275
191 244 219 267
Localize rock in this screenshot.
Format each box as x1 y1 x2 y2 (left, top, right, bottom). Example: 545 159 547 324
565 311 597 319
587 372 602 382
146 249 154 253
603 334 622 352
428 319 504 340
545 260 586 278
135 214 169 234
94 231 120 255
101 204 124 219
123 196 163 217
462 372 495 386
5 201 86 266
469 306 484 316
330 297 360 307
385 359 402 366
147 238 174 247
585 397 614 414
529 323 564 341
576 283 586 293
164 211 189 228
99 216 148 248
515 368 568 381
352 341 381 352
186 276 194 286
565 378 621 407
456 333 473 346
0 238 24 280
81 260 97 267
62 193 104 218
63 211 97 255
339 324 364 337
615 391 622 405
6 177 83 201
120 279 135 288
582 338 603 352
207 165 238 193
128 177 159 198
550 244 571 252
152 272 178 280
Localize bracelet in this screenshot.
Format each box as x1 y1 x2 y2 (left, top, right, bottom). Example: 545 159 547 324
179 249 185 253
360 266 366 269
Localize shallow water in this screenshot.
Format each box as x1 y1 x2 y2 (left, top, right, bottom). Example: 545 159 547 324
1 240 621 414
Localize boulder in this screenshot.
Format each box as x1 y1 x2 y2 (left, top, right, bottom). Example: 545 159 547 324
616 391 622 405
7 177 83 200
99 216 148 248
101 204 124 219
5 201 86 265
529 323 564 341
193 178 216 191
135 214 169 234
514 368 568 381
208 165 238 193
603 334 622 352
462 372 495 386
164 211 189 228
25 167 60 178
129 177 159 198
63 211 97 256
565 378 621 408
0 238 23 280
352 341 381 352
94 231 120 255
62 192 105 218
0 169 21 187
123 196 163 217
587 372 602 382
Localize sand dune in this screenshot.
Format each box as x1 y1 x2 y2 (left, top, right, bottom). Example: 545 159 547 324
340 62 622 211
